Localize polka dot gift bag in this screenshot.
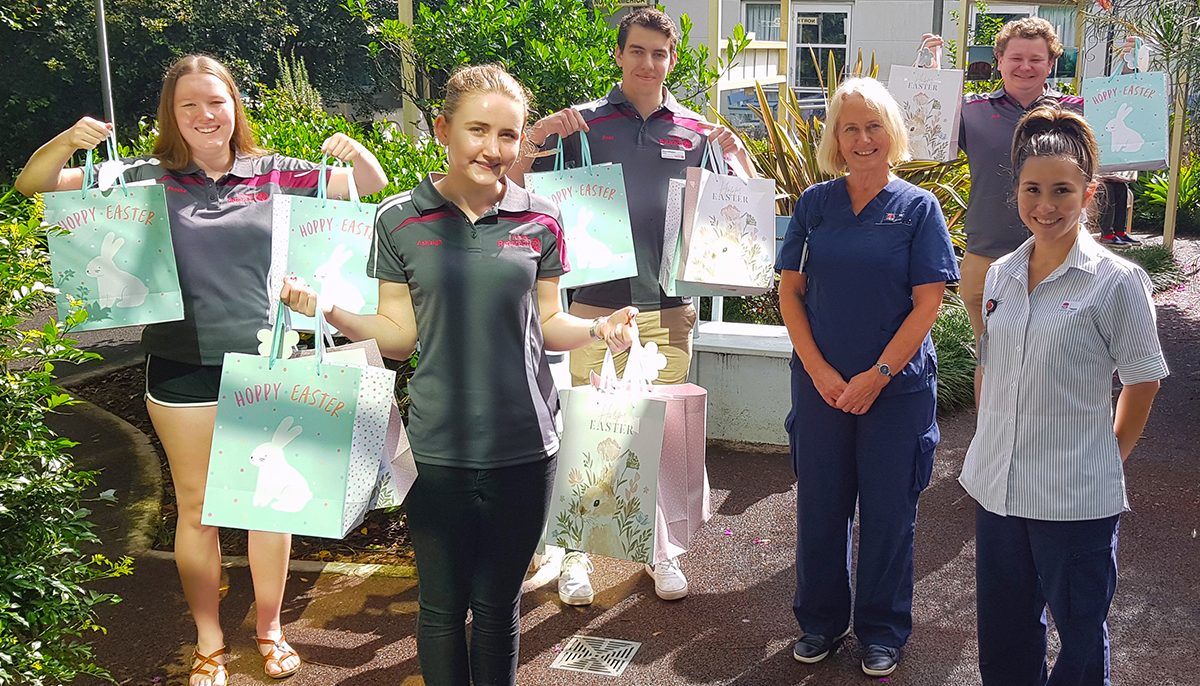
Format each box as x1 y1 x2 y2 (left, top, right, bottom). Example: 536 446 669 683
201 304 397 538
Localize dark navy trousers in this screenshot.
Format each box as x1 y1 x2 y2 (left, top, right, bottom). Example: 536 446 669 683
975 505 1120 686
789 376 938 648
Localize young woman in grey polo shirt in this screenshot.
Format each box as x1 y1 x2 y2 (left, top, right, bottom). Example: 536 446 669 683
16 55 387 685
960 107 1167 685
282 65 638 686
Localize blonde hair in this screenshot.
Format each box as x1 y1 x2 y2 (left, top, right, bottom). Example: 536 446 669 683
441 64 534 122
817 77 910 175
995 17 1064 61
153 55 265 170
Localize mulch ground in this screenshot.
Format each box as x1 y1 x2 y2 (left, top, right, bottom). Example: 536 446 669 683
69 366 414 567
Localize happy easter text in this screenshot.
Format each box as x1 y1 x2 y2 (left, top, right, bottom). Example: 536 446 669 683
56 204 156 232
232 382 346 417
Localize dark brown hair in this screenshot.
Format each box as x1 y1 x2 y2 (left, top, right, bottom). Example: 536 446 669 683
441 63 533 122
617 8 679 51
153 55 265 170
1011 105 1100 183
995 17 1064 61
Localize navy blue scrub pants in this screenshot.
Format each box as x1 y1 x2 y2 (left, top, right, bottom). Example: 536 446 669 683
405 457 556 686
975 505 1120 686
789 376 937 648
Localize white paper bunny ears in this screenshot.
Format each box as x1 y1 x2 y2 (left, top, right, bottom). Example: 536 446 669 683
589 323 669 390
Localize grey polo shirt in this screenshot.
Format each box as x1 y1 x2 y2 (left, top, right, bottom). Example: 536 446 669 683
960 231 1168 520
531 84 712 310
959 87 1084 258
367 175 568 469
123 154 325 365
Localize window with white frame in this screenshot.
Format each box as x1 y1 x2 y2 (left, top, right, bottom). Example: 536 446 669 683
791 5 851 92
743 1 782 42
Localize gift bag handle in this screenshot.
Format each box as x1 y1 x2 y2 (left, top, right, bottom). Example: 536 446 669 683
699 138 727 176
317 157 360 208
80 136 130 199
913 42 941 69
552 131 594 171
593 322 654 394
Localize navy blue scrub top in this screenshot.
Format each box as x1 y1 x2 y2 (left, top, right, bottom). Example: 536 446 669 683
776 177 959 396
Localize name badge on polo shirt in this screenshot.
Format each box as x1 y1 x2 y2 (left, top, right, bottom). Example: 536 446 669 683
1059 300 1081 312
661 148 686 160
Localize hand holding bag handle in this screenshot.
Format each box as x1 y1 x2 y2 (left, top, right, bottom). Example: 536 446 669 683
317 156 360 208
552 131 594 171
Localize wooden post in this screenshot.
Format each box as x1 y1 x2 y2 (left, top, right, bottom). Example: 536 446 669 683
1073 0 1087 92
957 0 971 69
781 0 791 87
1162 27 1190 252
399 0 422 136
708 0 723 110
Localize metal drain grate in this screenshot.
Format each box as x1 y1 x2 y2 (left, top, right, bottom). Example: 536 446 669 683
549 635 642 677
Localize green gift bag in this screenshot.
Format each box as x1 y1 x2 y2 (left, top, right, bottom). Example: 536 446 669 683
268 160 378 332
525 133 637 288
202 305 396 538
43 147 183 331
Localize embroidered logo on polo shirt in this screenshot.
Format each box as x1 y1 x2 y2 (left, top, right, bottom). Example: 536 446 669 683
226 191 269 204
659 136 694 149
497 235 541 252
164 185 187 194
602 134 616 141
416 239 443 247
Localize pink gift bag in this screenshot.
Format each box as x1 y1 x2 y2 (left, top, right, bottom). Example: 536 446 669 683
649 383 710 564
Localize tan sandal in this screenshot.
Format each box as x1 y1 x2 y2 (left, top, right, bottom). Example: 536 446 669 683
255 634 302 679
189 646 228 686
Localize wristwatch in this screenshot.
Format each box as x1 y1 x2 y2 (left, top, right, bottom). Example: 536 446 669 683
874 362 893 378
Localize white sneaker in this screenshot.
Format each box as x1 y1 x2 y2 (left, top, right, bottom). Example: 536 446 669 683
644 557 688 600
558 551 595 606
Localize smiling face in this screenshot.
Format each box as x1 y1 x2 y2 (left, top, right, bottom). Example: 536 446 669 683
614 25 678 101
997 37 1054 103
835 93 893 176
172 73 237 159
1017 156 1097 243
434 91 525 190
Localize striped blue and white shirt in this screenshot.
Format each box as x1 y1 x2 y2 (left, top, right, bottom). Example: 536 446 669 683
960 231 1169 520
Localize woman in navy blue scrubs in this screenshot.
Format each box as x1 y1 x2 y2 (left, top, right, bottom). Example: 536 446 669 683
777 77 958 678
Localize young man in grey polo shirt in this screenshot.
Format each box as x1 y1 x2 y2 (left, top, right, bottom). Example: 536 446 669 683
509 7 755 606
920 18 1083 342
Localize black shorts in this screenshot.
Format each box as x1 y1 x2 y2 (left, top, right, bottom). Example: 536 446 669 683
144 354 222 407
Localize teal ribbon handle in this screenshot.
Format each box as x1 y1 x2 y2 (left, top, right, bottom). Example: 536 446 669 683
106 136 130 196
578 131 593 168
81 149 95 199
268 301 292 369
317 156 329 206
699 138 727 176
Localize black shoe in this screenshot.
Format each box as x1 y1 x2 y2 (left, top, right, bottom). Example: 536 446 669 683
792 626 850 664
861 644 901 677
1099 233 1125 247
1116 232 1142 245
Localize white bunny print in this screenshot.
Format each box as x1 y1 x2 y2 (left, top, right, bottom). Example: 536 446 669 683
86 231 149 308
1106 103 1145 153
313 243 366 313
568 205 617 271
250 416 313 513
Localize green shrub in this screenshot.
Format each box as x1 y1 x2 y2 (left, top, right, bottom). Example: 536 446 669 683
0 187 134 685
1132 155 1200 234
1119 244 1188 292
931 300 977 414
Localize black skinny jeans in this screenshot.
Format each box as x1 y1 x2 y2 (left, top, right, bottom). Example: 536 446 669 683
405 456 556 686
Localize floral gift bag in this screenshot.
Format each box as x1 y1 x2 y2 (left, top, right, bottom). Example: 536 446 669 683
674 142 777 296
886 63 964 162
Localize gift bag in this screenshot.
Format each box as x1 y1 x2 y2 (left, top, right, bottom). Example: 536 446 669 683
1084 70 1170 172
675 143 776 296
296 336 417 511
660 178 717 297
268 160 378 331
886 64 964 162
524 132 637 288
648 381 710 562
202 305 397 538
43 147 183 331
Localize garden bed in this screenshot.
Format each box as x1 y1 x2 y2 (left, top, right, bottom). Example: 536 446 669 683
69 365 414 568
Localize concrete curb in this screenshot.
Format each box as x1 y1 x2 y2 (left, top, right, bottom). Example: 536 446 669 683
63 371 420 580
